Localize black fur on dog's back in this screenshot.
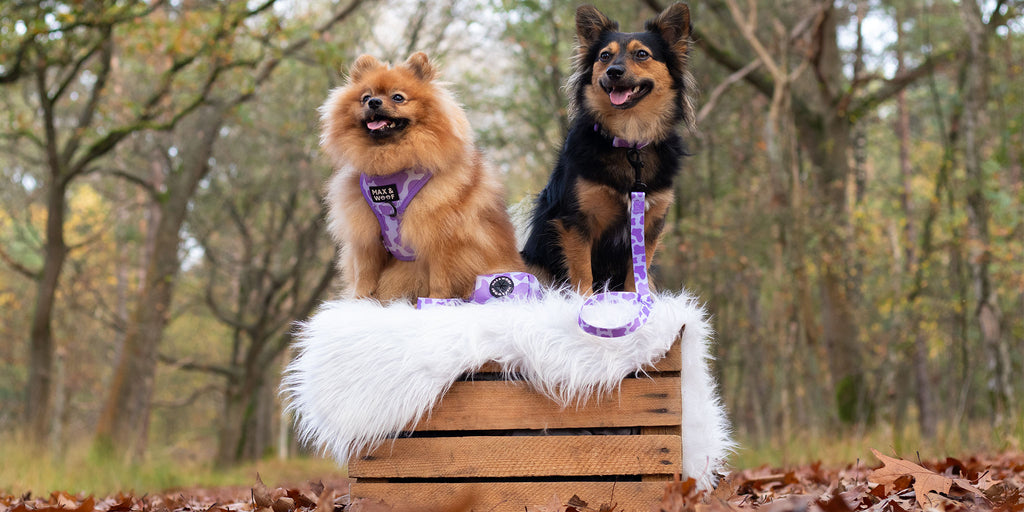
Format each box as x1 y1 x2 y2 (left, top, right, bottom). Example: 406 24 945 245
521 3 694 292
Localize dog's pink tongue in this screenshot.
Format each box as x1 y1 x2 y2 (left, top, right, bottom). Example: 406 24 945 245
366 120 388 131
610 89 632 106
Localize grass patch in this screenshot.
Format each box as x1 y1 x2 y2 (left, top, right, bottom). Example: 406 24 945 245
730 419 1023 470
0 433 346 496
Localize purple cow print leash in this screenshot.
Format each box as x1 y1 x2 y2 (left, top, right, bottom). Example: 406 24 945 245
577 146 655 338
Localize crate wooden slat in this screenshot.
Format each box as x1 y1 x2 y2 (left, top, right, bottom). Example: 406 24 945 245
348 337 683 512
411 376 682 431
473 341 682 373
352 481 669 512
350 434 679 478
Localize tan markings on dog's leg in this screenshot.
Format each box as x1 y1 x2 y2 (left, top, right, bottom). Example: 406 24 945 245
624 267 637 293
555 220 594 295
426 248 479 299
576 179 631 292
643 238 660 294
575 180 627 235
480 203 527 273
350 243 389 298
377 260 428 302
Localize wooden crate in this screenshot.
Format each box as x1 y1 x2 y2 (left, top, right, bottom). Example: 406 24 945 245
347 339 682 511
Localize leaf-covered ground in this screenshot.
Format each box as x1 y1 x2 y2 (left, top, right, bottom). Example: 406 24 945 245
2 451 1022 512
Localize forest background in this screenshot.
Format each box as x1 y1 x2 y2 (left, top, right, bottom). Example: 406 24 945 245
0 0 1021 494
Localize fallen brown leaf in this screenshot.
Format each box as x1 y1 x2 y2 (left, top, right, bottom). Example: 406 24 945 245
869 448 989 509
526 494 565 512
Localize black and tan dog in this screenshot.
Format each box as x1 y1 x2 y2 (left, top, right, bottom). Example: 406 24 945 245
521 3 695 294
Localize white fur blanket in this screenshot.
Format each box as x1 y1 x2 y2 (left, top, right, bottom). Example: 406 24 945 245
281 290 732 489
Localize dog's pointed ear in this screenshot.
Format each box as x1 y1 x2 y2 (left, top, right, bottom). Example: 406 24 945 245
576 5 618 49
647 3 692 51
348 54 382 83
404 52 437 82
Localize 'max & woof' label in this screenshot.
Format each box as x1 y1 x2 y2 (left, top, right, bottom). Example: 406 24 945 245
369 185 399 203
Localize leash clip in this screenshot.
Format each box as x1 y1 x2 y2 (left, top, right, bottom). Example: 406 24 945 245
627 148 646 192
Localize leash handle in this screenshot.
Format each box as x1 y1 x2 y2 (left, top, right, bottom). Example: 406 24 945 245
578 191 653 337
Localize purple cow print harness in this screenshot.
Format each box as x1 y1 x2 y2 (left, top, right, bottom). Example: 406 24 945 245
359 168 433 262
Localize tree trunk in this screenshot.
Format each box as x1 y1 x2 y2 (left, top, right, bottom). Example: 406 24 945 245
95 107 226 458
216 365 275 465
216 379 249 464
895 9 935 440
791 4 866 424
795 110 865 423
25 179 68 443
94 207 185 456
959 0 1011 426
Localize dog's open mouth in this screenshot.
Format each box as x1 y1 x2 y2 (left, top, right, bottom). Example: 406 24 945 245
364 116 409 138
603 81 653 109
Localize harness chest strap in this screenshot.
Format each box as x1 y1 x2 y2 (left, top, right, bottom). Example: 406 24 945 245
359 168 433 261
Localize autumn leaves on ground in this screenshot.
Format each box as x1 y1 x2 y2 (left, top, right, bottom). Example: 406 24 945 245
3 451 1022 512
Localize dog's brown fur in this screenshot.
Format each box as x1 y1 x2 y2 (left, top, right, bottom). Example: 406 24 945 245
320 52 523 302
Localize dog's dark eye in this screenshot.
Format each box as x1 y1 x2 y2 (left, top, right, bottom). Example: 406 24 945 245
635 49 650 60
391 93 405 103
361 94 371 104
599 51 612 62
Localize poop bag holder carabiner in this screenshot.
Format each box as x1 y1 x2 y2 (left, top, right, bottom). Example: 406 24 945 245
577 190 655 337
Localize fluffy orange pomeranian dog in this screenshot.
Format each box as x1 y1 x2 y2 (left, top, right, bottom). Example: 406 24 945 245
320 52 524 302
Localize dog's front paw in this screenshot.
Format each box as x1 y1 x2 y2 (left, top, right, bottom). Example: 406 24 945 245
352 282 378 299
572 280 594 297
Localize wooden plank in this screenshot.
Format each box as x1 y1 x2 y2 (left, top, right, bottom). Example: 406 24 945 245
471 340 682 375
350 435 680 478
654 339 681 372
412 376 681 431
349 481 668 512
641 425 683 482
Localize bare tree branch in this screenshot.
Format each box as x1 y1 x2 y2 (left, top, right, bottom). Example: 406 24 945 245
61 26 114 168
697 58 762 124
228 0 366 107
152 384 221 409
0 244 40 279
847 47 959 120
100 168 161 201
0 35 32 84
158 353 238 379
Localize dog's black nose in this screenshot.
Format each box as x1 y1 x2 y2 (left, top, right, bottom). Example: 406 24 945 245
368 97 383 109
606 65 625 80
